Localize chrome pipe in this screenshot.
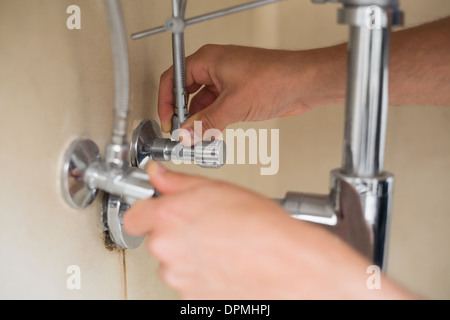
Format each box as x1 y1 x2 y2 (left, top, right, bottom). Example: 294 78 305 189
276 192 337 226
84 160 156 206
276 1 402 270
335 2 402 269
341 19 390 177
329 169 394 269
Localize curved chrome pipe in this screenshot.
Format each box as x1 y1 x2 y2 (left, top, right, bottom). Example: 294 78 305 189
277 1 402 270
104 0 130 170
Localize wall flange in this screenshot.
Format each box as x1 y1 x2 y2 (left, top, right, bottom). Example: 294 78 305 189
61 139 101 209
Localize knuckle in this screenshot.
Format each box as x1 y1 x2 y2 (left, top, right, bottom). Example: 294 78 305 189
198 43 217 54
196 44 225 61
160 67 173 83
200 112 217 131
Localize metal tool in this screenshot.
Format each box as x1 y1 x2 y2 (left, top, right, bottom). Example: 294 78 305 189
131 0 286 139
169 0 189 138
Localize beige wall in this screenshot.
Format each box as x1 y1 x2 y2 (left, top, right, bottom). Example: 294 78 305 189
0 0 449 299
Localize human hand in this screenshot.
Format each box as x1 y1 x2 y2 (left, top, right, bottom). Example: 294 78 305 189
158 44 346 141
123 162 412 299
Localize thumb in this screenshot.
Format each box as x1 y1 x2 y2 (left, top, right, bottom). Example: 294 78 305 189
147 161 207 195
179 98 234 146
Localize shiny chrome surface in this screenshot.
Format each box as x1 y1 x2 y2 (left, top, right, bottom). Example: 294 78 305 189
130 119 226 169
277 0 402 269
61 139 101 209
102 194 145 249
62 140 156 207
276 169 394 269
337 2 400 267
340 5 394 177
276 192 337 226
171 0 189 134
194 139 226 168
84 161 156 206
130 119 163 168
61 140 154 250
329 169 394 269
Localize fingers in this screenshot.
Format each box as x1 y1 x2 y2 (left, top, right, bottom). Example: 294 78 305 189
180 93 238 143
147 162 207 194
158 45 224 133
158 67 175 133
188 85 219 115
123 163 208 236
123 198 160 236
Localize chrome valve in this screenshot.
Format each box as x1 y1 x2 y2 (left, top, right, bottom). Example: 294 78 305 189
130 119 226 169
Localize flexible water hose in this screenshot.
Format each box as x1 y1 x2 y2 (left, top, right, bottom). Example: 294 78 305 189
104 0 130 168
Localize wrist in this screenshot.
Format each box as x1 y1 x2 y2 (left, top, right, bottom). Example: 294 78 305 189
292 44 347 111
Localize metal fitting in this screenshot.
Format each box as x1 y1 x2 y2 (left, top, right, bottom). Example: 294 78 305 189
165 17 186 33
130 119 226 169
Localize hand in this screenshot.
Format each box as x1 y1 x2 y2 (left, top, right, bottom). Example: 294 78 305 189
158 44 346 139
123 162 413 299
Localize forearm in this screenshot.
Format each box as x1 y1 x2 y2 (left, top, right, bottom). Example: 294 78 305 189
306 17 450 108
390 17 450 106
158 17 449 134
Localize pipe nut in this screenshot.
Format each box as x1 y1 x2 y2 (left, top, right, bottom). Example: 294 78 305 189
194 139 226 168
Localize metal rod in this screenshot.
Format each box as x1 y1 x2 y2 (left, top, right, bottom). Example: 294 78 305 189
171 0 188 128
342 21 390 177
179 0 188 18
131 0 285 40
